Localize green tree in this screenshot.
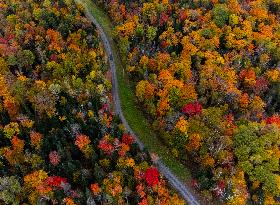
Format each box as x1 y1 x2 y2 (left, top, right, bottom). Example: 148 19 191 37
234 122 280 197
17 50 35 68
119 36 130 63
146 26 158 42
212 4 230 27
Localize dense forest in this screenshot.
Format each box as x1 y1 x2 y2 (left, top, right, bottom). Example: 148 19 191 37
0 0 184 204
97 0 280 204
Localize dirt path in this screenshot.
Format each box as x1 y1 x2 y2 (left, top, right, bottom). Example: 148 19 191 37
75 1 202 204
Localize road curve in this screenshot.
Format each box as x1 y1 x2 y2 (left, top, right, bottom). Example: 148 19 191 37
75 1 202 204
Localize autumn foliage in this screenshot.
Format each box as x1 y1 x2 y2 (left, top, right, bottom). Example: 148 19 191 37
0 0 184 204
98 0 280 203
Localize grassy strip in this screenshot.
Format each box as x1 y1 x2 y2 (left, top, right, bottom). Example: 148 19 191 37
83 0 191 181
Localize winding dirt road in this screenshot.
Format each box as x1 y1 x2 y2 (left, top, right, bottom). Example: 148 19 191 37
75 1 202 204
